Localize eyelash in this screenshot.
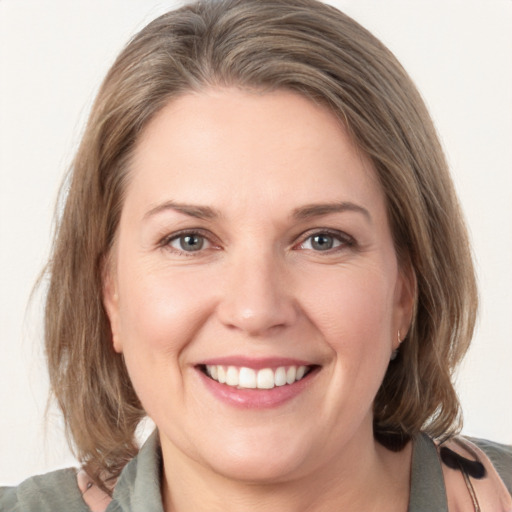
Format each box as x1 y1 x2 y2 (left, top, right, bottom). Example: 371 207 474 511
158 229 217 256
295 228 356 253
158 228 356 256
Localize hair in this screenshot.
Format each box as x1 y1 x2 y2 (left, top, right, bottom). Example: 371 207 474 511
44 0 477 490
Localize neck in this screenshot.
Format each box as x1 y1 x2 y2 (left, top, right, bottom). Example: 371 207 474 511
160 424 412 512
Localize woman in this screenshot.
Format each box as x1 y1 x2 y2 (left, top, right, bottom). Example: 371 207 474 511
1 0 511 510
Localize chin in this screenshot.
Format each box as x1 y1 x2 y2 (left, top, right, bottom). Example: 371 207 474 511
194 424 325 484
205 447 311 484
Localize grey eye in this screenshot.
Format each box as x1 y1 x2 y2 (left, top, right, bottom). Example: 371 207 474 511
310 234 334 251
171 234 206 252
300 233 345 251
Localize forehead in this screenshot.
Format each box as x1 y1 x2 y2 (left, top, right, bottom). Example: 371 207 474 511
126 88 385 217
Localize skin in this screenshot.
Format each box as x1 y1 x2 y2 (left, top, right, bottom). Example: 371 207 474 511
104 89 415 511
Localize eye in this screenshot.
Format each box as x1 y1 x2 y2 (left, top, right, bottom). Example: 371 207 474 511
165 231 213 253
298 230 354 252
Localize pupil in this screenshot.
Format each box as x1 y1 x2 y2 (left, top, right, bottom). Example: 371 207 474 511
180 235 203 251
312 234 333 251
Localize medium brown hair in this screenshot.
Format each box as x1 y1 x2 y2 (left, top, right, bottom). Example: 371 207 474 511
45 0 477 488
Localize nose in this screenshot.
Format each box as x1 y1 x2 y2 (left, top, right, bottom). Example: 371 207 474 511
216 249 298 336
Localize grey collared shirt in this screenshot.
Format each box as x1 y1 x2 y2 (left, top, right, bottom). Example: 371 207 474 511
1 431 511 511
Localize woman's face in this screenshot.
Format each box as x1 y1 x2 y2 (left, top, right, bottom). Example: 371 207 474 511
104 89 413 482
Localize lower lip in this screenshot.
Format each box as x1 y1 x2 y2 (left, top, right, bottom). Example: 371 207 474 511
197 368 318 409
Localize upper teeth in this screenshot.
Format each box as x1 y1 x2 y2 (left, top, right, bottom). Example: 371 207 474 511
205 365 308 389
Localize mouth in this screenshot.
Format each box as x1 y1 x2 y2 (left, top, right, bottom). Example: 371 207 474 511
195 358 321 408
198 364 317 390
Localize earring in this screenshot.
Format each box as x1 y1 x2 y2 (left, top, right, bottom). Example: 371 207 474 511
390 330 402 361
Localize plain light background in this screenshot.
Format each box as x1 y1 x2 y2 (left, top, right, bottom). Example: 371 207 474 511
1 0 511 484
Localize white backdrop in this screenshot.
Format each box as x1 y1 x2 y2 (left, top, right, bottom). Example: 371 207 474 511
1 0 511 485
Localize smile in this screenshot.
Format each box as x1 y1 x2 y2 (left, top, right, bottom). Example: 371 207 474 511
203 365 312 389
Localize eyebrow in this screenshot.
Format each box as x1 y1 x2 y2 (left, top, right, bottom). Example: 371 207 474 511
143 201 221 221
143 200 371 223
292 202 372 222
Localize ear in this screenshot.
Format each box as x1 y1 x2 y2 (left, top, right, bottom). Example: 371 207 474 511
102 256 123 354
393 263 417 350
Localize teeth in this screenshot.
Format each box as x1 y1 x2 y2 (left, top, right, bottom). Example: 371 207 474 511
286 366 296 384
239 367 256 389
274 367 287 387
257 368 275 389
226 366 239 386
205 364 310 389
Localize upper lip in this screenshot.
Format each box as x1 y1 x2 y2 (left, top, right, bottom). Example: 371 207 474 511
196 356 317 370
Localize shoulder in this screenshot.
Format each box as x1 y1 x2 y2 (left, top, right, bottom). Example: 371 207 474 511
0 468 90 512
438 435 512 510
469 437 512 494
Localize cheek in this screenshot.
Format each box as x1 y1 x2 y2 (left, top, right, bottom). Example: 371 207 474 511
298 262 396 396
113 264 217 422
302 266 395 343
289 263 398 434
116 261 214 358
